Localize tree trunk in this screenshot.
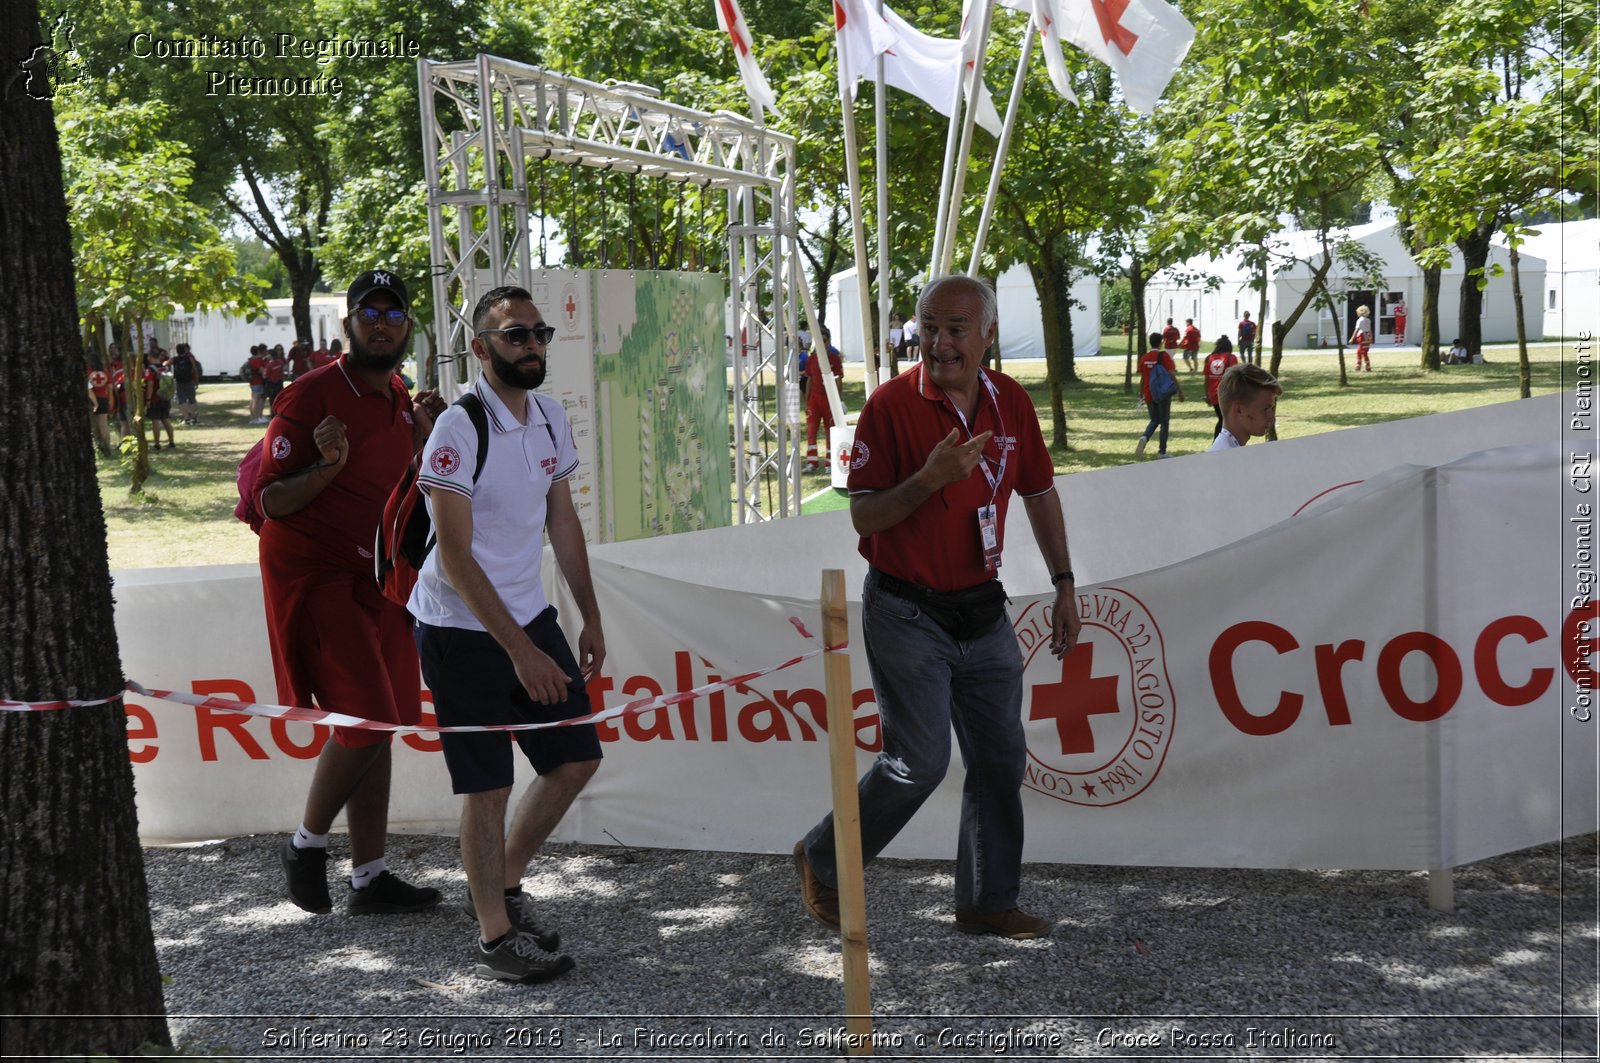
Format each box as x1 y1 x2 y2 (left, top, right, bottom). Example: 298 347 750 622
1127 254 1145 394
1455 222 1495 362
286 256 321 348
127 317 150 492
1511 243 1530 398
1419 265 1443 370
1052 261 1079 385
1255 262 1270 368
0 4 171 1054
1030 258 1070 450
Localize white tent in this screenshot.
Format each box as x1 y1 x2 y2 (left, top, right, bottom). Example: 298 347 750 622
1504 218 1599 341
826 263 1100 365
1145 220 1546 349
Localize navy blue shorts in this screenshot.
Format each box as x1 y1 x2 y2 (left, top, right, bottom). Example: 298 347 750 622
415 606 603 794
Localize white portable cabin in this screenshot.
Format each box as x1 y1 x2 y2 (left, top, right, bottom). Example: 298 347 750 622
1508 218 1599 341
1144 220 1546 349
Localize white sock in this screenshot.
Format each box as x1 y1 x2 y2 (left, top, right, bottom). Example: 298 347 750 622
351 857 387 890
292 825 329 850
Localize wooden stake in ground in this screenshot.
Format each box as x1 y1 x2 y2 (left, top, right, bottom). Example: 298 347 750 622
821 568 873 1054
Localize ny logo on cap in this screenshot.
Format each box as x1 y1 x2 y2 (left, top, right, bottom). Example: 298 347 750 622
371 271 392 286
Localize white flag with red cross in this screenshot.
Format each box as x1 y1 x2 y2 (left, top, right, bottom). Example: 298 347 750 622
1052 0 1195 114
713 0 780 114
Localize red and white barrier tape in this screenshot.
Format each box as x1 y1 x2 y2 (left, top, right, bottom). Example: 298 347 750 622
0 692 125 711
3 616 847 735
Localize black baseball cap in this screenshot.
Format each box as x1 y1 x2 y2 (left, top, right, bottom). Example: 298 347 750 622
346 269 410 312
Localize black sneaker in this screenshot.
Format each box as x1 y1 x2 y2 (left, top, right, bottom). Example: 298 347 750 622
280 837 332 914
475 931 575 984
348 870 442 915
461 888 561 951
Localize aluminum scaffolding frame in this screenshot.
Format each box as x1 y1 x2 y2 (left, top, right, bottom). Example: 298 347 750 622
418 53 802 525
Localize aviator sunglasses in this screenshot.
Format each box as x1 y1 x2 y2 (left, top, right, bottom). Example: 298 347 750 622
477 323 556 347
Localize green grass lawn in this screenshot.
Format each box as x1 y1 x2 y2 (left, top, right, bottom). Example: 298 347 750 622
97 345 1573 568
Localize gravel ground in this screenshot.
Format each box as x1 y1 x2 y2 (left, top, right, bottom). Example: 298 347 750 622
146 833 1599 1062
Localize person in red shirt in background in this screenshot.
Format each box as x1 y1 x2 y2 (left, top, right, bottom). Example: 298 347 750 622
1236 311 1257 364
802 326 845 473
289 338 314 380
1180 318 1202 373
1161 318 1180 358
1203 335 1239 440
143 350 176 449
108 343 130 438
315 339 341 370
262 344 288 415
1136 331 1186 459
246 344 270 424
87 358 113 455
1392 300 1408 345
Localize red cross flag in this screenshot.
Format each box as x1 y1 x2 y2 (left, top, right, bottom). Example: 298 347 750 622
713 0 780 115
1053 0 1196 114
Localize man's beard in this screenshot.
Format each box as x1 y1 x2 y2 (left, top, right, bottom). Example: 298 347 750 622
489 344 546 390
347 333 408 374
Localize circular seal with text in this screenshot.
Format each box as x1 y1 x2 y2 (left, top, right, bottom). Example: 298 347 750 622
270 435 291 461
844 439 870 471
1017 586 1174 808
430 446 462 477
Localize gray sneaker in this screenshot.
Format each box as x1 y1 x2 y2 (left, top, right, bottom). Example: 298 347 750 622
462 888 561 952
475 930 575 984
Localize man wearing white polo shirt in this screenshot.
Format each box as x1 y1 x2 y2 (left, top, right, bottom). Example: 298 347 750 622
410 285 605 985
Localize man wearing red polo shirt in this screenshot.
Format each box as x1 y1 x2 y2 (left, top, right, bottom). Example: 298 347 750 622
255 268 447 917
794 274 1081 941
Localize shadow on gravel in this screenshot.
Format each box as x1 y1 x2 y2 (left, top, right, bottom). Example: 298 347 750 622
145 832 1598 1059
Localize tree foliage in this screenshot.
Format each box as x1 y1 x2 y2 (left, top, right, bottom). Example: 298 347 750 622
57 90 263 490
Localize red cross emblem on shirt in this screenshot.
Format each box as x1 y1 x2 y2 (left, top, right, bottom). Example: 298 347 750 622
1028 641 1121 755
430 446 462 477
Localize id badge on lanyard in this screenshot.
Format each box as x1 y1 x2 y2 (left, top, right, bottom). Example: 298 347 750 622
953 372 1006 572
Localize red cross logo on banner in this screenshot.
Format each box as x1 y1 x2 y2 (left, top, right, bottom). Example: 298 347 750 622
1089 0 1140 56
1029 641 1121 755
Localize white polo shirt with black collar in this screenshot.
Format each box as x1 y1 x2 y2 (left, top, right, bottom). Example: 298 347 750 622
408 378 579 631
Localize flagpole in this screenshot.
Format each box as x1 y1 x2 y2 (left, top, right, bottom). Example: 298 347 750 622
926 20 968 279
968 15 1034 274
875 0 892 377
837 31 881 394
938 0 996 276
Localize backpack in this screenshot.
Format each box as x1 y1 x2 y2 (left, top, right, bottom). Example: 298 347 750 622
1147 357 1179 403
156 371 176 400
172 354 196 383
375 392 490 609
238 360 253 381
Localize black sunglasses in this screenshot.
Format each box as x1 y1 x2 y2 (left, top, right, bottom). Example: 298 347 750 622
354 307 410 327
477 324 556 347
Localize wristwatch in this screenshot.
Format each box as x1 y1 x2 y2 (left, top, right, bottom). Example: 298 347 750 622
1051 570 1075 586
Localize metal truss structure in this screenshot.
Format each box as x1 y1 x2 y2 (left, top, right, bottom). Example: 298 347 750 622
418 53 802 525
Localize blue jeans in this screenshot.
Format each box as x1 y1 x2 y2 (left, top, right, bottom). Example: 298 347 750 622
802 569 1027 912
1142 398 1171 453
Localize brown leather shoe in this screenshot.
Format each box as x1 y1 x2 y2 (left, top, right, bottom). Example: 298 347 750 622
953 907 1050 939
793 841 840 930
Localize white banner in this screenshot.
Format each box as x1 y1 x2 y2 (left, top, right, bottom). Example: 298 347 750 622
112 395 1596 870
